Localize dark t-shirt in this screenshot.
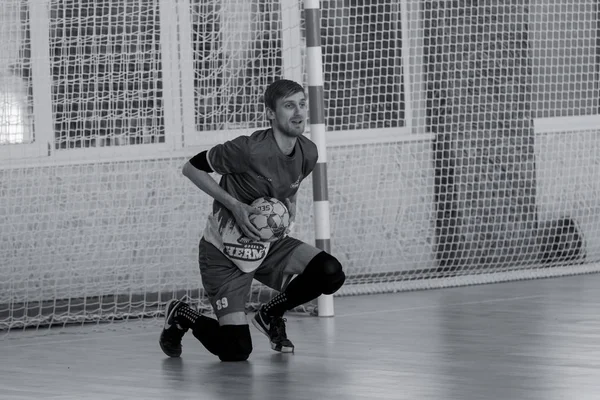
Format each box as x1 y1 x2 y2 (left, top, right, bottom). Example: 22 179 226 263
202 128 318 271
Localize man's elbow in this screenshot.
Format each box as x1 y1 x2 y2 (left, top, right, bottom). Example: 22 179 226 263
182 161 194 178
184 151 214 177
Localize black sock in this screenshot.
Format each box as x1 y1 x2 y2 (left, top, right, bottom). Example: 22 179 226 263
263 272 322 317
175 304 200 329
175 304 221 356
263 252 345 317
262 292 289 318
190 316 222 356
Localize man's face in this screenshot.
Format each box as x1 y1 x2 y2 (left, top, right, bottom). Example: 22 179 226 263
268 91 307 137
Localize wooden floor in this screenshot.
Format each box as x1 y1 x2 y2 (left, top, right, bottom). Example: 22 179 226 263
2 273 600 400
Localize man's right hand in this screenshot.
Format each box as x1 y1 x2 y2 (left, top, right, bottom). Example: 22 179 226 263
230 201 262 241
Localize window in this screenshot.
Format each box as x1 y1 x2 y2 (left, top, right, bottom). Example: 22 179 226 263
0 1 33 146
190 0 282 132
0 84 32 145
48 0 166 150
530 0 599 119
321 0 405 131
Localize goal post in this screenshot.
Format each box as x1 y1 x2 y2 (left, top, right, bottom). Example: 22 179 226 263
303 0 334 317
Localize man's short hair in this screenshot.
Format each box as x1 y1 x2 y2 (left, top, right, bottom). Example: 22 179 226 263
263 79 305 111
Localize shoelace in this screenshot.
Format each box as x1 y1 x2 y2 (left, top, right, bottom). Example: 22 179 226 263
166 325 185 344
270 317 288 341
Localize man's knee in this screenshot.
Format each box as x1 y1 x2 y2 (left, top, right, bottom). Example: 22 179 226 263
321 254 345 295
307 252 346 295
218 324 253 362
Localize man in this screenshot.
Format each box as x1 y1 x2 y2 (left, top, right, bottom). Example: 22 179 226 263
159 79 345 362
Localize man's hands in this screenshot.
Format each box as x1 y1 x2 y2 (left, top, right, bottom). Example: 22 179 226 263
230 201 262 241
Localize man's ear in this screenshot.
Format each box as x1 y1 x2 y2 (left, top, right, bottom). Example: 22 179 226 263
266 107 275 121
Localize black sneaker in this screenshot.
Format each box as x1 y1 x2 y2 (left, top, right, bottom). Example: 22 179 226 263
252 307 295 353
159 299 188 357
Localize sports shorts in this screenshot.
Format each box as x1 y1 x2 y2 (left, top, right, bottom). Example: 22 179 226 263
198 236 322 319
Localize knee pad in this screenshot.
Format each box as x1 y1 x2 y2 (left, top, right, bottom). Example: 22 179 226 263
321 254 346 295
305 252 346 295
218 324 252 362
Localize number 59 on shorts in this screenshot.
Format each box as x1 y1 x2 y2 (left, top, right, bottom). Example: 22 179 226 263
215 297 228 310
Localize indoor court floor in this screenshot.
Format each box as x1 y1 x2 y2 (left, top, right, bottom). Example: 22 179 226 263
2 272 600 400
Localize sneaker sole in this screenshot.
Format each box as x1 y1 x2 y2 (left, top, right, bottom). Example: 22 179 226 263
272 342 294 353
159 331 181 358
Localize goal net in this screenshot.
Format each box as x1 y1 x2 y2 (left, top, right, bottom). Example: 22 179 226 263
1 0 600 333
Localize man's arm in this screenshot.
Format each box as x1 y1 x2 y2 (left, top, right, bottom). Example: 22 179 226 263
284 193 297 234
182 159 262 241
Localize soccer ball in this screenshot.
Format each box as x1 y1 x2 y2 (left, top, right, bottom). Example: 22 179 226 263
249 197 290 242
